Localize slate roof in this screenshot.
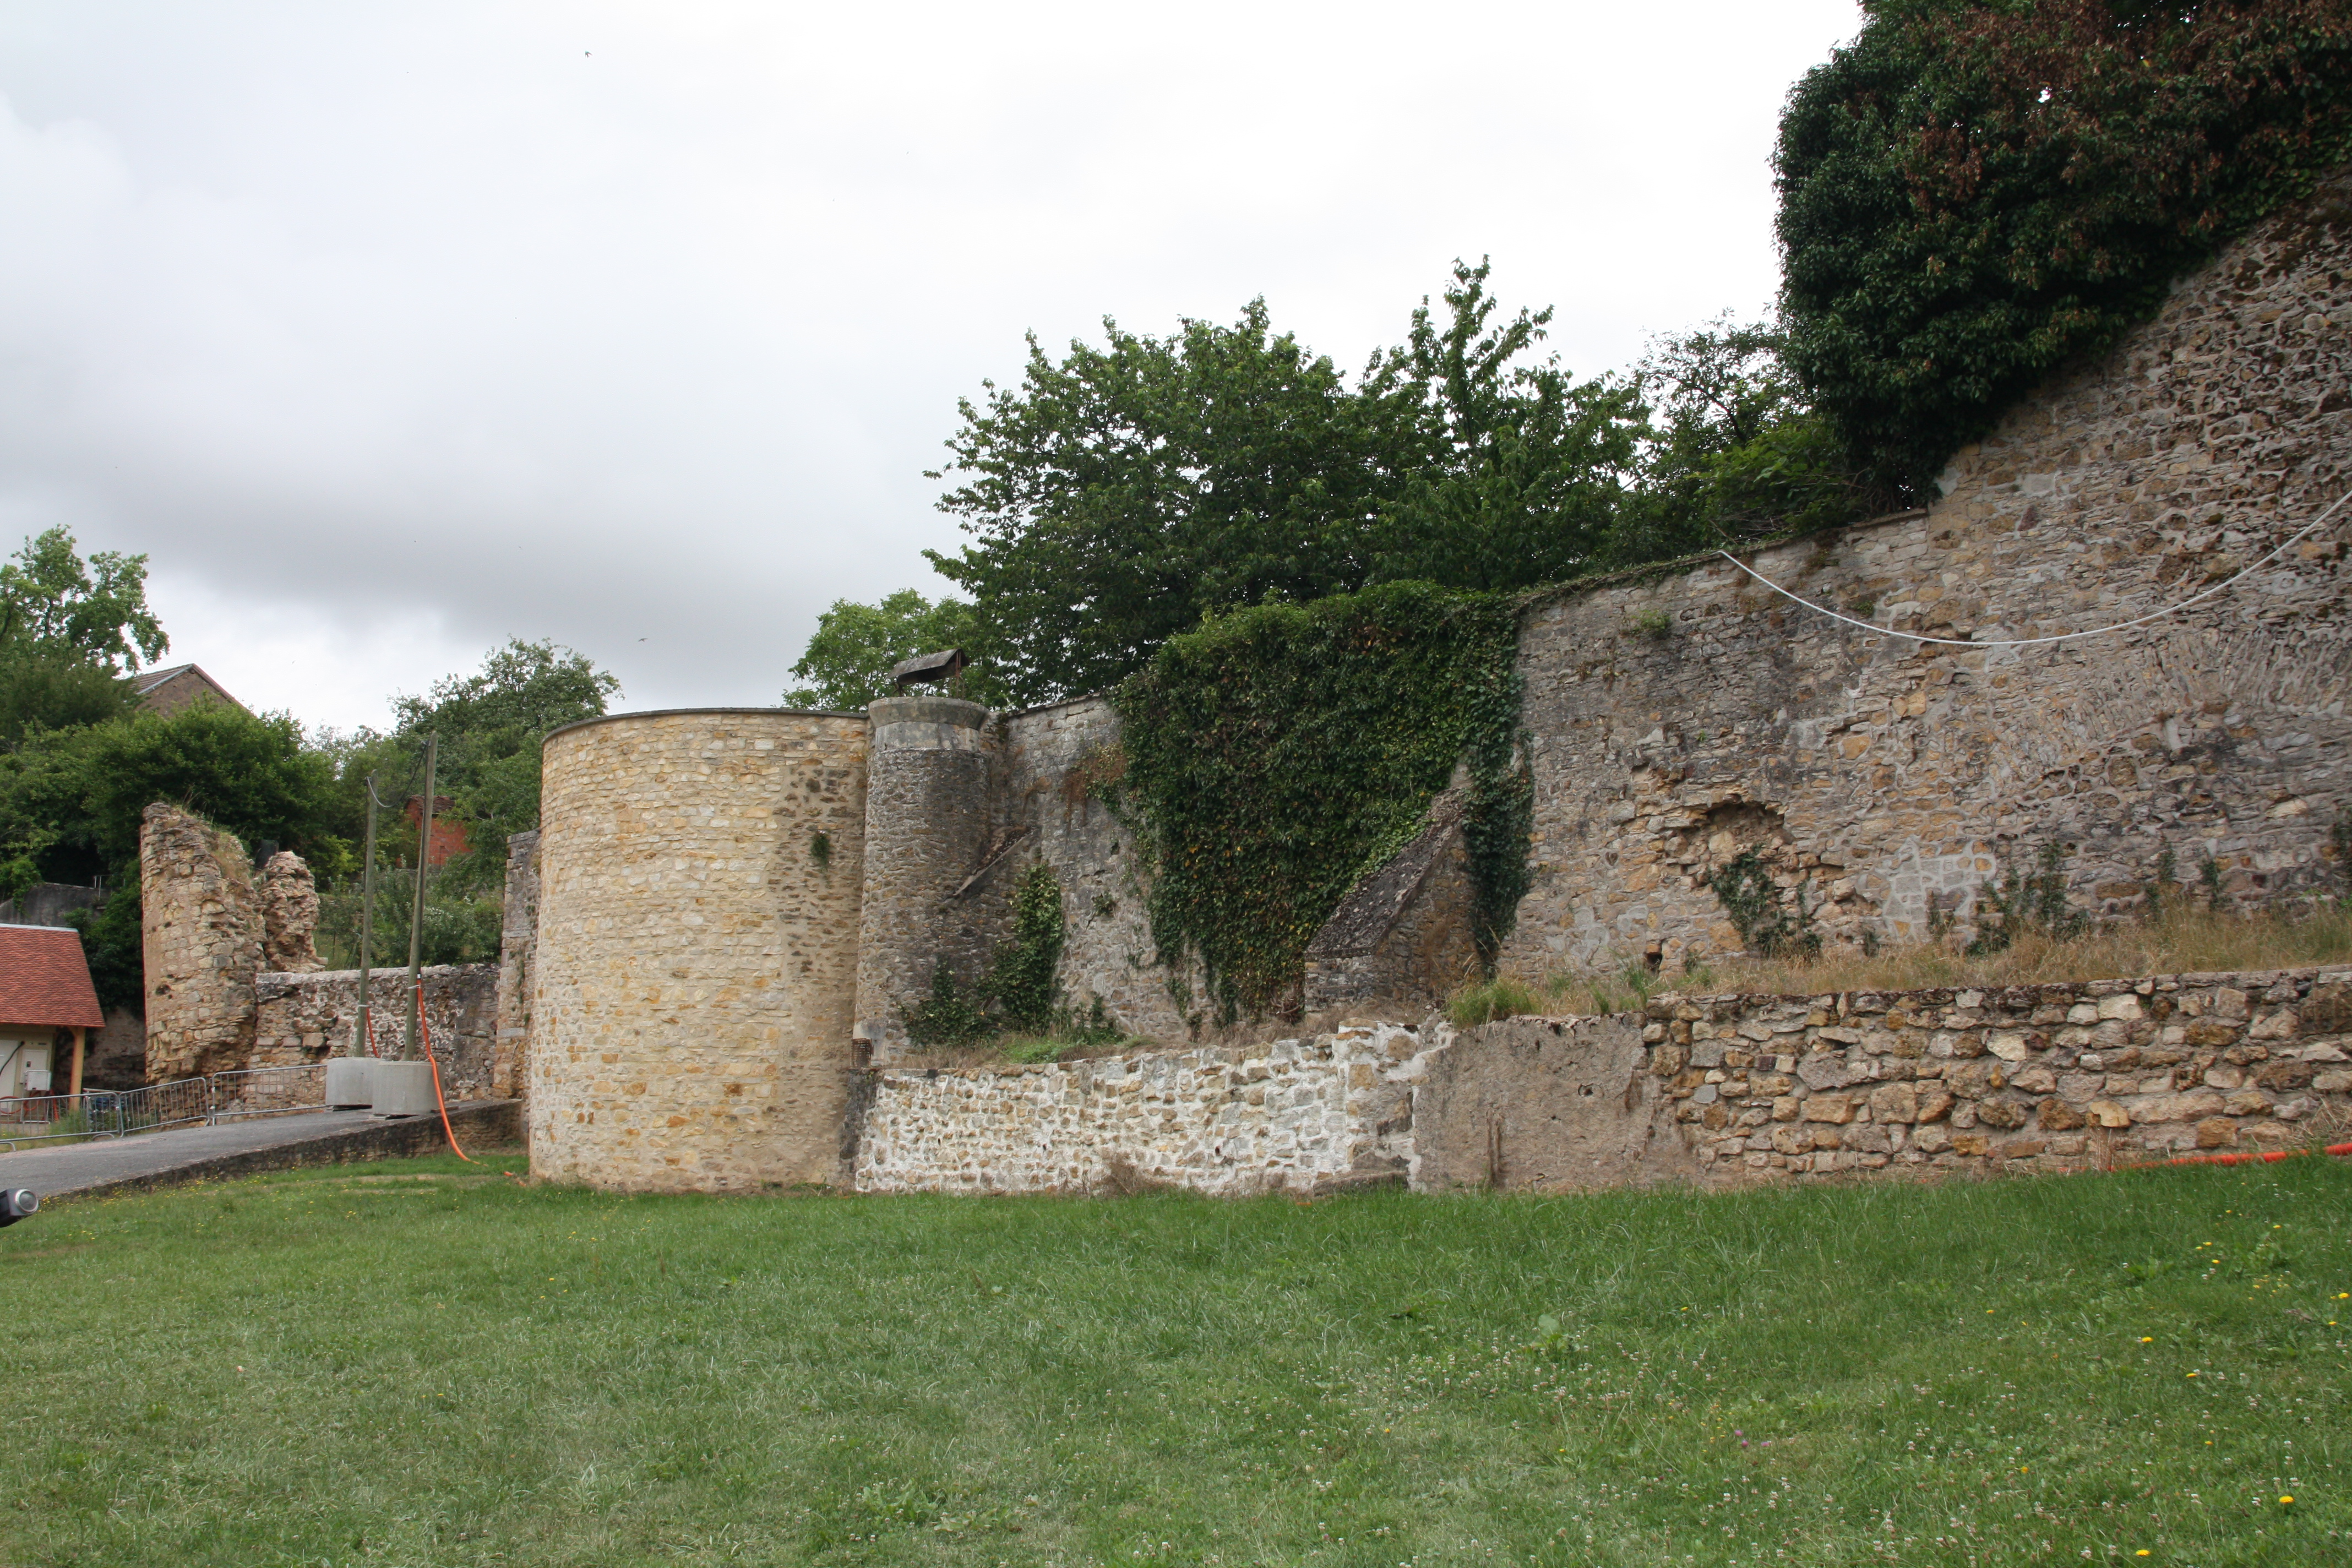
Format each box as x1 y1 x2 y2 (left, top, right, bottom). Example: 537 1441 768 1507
0 925 105 1030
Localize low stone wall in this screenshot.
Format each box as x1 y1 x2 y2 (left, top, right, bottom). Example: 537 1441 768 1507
1651 967 2352 1179
852 1023 1429 1195
251 966 500 1101
841 966 2350 1197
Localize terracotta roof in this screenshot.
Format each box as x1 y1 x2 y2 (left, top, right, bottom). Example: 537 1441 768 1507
0 926 105 1030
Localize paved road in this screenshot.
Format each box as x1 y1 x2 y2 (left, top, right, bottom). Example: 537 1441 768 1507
0 1103 518 1200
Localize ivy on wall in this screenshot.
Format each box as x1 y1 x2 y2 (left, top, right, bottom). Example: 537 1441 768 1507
1112 581 1526 1024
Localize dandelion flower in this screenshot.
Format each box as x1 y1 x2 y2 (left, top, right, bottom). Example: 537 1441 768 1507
2280 1495 2294 1505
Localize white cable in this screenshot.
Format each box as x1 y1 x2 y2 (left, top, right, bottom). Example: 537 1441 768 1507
1712 478 2352 649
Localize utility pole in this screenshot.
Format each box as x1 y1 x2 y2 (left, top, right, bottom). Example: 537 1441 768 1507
401 734 438 1063
351 774 383 1057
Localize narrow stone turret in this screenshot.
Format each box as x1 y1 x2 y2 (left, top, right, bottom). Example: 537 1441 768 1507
853 694 992 1060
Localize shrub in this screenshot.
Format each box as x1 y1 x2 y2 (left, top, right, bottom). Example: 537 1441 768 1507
1777 0 2352 497
1707 849 1822 960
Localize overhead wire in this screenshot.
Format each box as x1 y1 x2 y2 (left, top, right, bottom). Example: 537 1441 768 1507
1712 476 2352 648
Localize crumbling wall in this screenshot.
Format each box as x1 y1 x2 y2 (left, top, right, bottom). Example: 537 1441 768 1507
494 830 540 1102
1303 789 1480 1014
257 851 322 972
993 696 1189 1041
1502 170 2352 975
251 965 500 1098
138 803 262 1082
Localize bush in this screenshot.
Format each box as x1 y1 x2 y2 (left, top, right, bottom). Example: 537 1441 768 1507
1777 0 2352 497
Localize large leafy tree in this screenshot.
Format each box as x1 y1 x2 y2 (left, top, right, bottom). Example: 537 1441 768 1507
924 263 1643 705
1778 0 2352 497
0 528 165 745
336 639 619 888
782 590 1007 711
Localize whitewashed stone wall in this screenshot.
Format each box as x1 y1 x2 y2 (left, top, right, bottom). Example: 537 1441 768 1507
853 1022 1431 1195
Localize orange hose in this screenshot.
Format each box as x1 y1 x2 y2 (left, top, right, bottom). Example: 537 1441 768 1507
2130 1141 2352 1170
416 981 475 1164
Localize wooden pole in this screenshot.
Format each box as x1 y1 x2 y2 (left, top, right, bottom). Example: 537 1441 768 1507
68 1026 84 1097
401 734 438 1062
353 775 381 1057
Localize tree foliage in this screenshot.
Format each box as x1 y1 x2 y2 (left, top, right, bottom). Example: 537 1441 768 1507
1778 0 2352 496
1113 582 1524 1024
782 590 1006 711
0 527 167 672
926 263 1644 705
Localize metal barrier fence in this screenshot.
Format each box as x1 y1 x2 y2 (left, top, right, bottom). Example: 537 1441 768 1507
0 1065 331 1152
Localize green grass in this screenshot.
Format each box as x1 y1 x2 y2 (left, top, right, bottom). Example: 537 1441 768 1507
3 1152 2348 1566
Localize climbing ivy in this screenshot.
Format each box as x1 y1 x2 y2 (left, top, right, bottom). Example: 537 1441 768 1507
1112 581 1526 1024
988 859 1066 1033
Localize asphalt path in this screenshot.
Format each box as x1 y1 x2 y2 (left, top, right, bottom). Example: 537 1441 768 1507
0 1108 432 1197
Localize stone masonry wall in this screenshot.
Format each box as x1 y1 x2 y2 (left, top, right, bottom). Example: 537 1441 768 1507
530 711 868 1191
993 697 1191 1041
1648 966 2352 1180
139 802 262 1082
251 965 500 1099
853 1022 1428 1195
1503 172 2352 975
847 966 2348 1197
495 830 540 1103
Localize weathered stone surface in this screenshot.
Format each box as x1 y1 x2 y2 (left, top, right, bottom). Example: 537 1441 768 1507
530 711 868 1192
257 852 322 973
493 830 540 1103
251 965 498 1102
1500 169 2352 976
139 803 262 1082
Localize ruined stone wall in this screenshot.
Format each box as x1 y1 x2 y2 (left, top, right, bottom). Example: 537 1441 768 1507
257 852 322 972
992 697 1189 1041
138 802 262 1082
530 710 867 1191
494 830 540 1102
1645 966 2352 1179
1303 790 1480 1014
251 965 499 1098
845 965 2350 1196
1503 173 2352 976
853 1022 1427 1195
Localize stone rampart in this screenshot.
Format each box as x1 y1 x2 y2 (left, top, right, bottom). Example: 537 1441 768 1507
494 830 540 1103
853 1022 1427 1195
139 802 262 1082
1502 171 2352 975
529 710 867 1191
853 695 992 1059
251 965 499 1098
840 965 2351 1196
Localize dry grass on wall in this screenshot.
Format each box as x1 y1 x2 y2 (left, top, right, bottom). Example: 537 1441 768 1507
1457 905 2352 1025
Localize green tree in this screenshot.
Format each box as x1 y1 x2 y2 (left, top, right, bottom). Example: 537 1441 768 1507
0 526 167 671
927 263 1643 704
782 591 1005 711
349 639 620 888
1613 315 1875 562
1777 0 2352 497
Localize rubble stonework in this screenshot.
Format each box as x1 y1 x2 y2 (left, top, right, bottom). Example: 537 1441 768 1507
853 1022 1429 1195
257 851 323 973
251 965 499 1098
846 966 2352 1195
494 830 540 1103
1646 966 2352 1178
138 803 263 1081
527 710 868 1191
1502 171 2352 974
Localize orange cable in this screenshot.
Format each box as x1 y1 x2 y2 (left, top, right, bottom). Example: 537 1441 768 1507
416 981 475 1163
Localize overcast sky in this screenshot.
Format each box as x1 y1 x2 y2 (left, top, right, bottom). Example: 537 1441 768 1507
1 1 1863 731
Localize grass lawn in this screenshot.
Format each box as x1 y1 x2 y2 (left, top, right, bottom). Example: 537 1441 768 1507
1 1152 2346 1567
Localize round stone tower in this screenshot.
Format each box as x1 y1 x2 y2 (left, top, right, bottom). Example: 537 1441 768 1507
852 694 993 1059
529 709 868 1190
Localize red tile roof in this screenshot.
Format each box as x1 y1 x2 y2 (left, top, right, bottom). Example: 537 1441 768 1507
0 926 105 1030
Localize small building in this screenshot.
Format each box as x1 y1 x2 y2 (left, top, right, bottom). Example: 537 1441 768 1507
131 662 248 717
0 925 105 1104
404 794 474 869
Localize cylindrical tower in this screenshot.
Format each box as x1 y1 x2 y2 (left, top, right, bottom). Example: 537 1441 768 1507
530 709 867 1190
852 694 992 1059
